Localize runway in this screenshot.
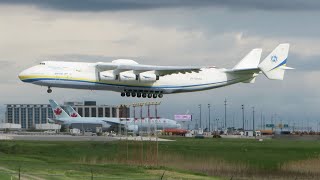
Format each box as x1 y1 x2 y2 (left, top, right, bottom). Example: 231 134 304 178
0 134 174 142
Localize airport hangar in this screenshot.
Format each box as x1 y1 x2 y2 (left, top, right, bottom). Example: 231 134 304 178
5 101 130 130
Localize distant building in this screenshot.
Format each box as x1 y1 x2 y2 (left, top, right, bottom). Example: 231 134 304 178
5 101 130 129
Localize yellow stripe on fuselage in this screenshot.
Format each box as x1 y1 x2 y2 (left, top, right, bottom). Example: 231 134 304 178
19 75 158 87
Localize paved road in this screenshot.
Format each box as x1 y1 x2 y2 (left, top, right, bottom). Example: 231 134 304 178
9 135 118 141
0 135 174 142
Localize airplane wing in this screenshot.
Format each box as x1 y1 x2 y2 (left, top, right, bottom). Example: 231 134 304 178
101 118 129 126
96 62 203 76
48 118 64 124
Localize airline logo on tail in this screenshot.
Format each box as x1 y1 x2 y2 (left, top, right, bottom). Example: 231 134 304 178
271 55 278 63
54 108 62 115
70 113 78 117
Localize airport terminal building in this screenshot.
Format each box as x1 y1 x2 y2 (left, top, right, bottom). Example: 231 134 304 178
5 101 130 129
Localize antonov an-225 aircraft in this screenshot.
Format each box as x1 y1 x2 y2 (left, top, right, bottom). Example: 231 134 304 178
19 44 292 98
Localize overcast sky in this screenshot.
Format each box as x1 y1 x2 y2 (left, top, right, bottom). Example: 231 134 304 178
0 0 319 130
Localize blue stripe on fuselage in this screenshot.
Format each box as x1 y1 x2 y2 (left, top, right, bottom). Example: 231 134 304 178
21 77 245 89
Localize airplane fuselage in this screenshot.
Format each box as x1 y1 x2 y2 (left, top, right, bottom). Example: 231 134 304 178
55 117 180 131
19 61 254 96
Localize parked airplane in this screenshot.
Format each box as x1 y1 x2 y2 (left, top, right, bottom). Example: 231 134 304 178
19 44 292 98
49 99 180 132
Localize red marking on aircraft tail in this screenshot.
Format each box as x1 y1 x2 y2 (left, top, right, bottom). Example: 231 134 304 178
54 108 62 115
70 113 78 117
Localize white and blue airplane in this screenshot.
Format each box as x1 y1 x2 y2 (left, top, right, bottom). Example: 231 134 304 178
49 99 181 132
19 44 292 98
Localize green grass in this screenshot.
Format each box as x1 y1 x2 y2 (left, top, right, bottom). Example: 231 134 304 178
0 138 319 179
159 137 320 169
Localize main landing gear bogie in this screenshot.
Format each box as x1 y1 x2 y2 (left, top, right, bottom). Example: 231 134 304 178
120 90 163 98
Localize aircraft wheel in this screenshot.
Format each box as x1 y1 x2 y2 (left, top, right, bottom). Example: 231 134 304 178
137 93 142 98
126 92 131 97
121 92 125 97
47 88 52 93
142 93 147 98
153 94 157 98
158 94 163 98
132 92 136 97
147 94 152 98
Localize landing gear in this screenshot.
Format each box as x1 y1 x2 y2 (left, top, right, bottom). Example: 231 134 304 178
47 87 52 93
120 91 164 98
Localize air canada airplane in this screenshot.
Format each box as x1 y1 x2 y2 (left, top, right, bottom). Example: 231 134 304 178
19 44 292 98
49 99 180 132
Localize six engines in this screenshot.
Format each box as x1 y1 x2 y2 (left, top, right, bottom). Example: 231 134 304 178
99 71 159 82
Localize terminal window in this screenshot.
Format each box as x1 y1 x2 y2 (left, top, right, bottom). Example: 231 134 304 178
77 108 83 117
105 108 110 117
91 108 96 117
14 108 20 124
85 108 90 117
7 107 13 123
98 108 103 117
112 107 117 118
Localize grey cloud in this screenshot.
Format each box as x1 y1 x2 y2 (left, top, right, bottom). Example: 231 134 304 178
0 0 320 12
289 54 320 72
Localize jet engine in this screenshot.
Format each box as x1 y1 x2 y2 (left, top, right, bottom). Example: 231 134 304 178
127 124 139 133
119 72 137 81
139 73 158 82
99 71 116 81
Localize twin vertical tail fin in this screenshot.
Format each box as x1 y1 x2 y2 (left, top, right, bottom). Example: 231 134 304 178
49 99 70 119
258 43 292 80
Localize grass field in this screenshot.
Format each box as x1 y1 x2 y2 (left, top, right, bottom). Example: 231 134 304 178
0 137 320 179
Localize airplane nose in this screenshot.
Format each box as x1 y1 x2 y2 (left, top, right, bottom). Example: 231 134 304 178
18 69 30 82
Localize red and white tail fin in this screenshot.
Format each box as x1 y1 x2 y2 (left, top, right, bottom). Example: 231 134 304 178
66 106 81 118
49 99 70 119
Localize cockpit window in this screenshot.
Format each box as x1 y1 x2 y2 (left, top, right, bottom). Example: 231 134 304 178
39 63 46 65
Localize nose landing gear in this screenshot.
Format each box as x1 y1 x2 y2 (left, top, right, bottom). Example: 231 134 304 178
47 87 52 93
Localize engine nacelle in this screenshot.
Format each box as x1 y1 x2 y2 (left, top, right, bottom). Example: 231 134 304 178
127 124 139 133
99 71 116 81
119 72 137 81
139 73 158 82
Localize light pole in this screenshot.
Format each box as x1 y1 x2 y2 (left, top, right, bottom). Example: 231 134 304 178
252 107 255 132
224 98 227 129
199 104 202 129
208 104 211 132
241 105 245 131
